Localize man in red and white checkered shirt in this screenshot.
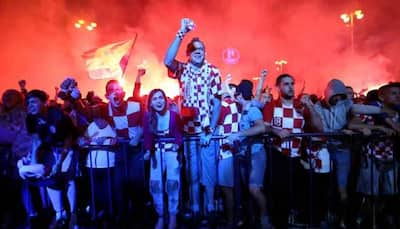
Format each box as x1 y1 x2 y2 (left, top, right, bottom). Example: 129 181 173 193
164 18 222 220
262 74 322 228
104 79 144 223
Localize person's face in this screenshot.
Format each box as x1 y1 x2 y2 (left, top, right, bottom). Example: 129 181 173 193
150 91 166 112
278 77 295 99
106 82 125 108
189 41 205 66
346 87 354 100
235 93 245 105
27 97 44 115
229 85 237 96
381 87 400 106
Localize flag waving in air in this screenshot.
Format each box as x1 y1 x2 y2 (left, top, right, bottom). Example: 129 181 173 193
82 37 136 79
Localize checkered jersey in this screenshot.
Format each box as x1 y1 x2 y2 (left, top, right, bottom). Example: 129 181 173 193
217 98 240 159
168 60 222 134
263 99 305 157
108 101 142 139
360 110 397 161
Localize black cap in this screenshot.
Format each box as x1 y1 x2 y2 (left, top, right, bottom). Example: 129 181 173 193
236 80 253 100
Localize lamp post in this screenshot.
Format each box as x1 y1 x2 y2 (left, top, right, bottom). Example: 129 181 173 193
340 10 364 54
74 19 97 31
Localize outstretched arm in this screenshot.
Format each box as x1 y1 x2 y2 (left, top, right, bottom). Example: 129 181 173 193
164 18 194 71
254 69 268 101
351 104 381 115
132 68 146 100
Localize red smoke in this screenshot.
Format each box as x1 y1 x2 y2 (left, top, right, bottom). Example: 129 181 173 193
0 0 399 100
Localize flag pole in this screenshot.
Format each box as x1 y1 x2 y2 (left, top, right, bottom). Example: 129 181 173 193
120 32 138 80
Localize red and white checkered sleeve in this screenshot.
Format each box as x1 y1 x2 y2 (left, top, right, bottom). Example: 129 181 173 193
209 67 222 98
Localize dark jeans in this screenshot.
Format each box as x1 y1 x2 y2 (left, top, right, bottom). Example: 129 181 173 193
269 150 307 228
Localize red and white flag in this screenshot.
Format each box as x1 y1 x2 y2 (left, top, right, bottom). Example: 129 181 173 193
82 38 135 79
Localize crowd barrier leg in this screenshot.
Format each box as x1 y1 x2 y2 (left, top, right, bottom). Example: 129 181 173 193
159 144 166 225
106 148 113 217
88 152 96 221
288 153 294 225
183 139 200 219
305 137 314 227
213 138 221 214
370 150 376 229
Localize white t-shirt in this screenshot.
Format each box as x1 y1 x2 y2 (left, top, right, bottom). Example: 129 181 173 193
85 122 117 168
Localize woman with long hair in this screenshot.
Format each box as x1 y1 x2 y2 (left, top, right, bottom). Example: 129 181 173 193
143 89 183 229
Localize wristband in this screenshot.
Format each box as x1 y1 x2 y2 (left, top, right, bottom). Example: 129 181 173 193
176 30 186 40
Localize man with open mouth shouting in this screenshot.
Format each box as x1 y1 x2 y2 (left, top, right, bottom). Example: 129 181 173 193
104 79 144 225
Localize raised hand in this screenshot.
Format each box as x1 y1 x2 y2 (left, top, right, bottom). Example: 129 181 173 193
180 18 195 33
18 80 26 89
255 69 268 100
260 69 268 78
137 68 146 78
276 129 291 139
300 94 313 108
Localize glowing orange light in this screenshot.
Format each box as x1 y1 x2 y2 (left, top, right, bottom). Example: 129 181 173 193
78 19 85 25
137 60 148 69
74 23 81 28
275 59 288 65
340 14 350 23
354 10 364 20
86 25 94 31
90 22 97 28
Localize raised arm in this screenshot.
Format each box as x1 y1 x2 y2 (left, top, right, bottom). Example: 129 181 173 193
164 18 194 70
301 94 323 132
254 69 268 101
132 68 146 100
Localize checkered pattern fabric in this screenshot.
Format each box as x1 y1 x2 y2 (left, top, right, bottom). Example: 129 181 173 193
366 139 394 160
263 99 305 157
217 98 240 159
108 101 141 139
306 147 330 173
359 112 395 161
218 98 240 136
168 60 222 134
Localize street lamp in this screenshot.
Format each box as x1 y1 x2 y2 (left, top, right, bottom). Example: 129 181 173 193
275 59 288 73
340 10 364 53
74 19 97 31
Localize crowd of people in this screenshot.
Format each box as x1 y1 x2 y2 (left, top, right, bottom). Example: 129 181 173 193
0 18 399 229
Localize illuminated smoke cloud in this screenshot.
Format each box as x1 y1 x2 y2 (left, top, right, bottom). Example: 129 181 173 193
0 0 398 98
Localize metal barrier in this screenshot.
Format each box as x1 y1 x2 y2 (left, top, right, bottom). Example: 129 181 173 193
263 131 399 228
20 131 397 227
